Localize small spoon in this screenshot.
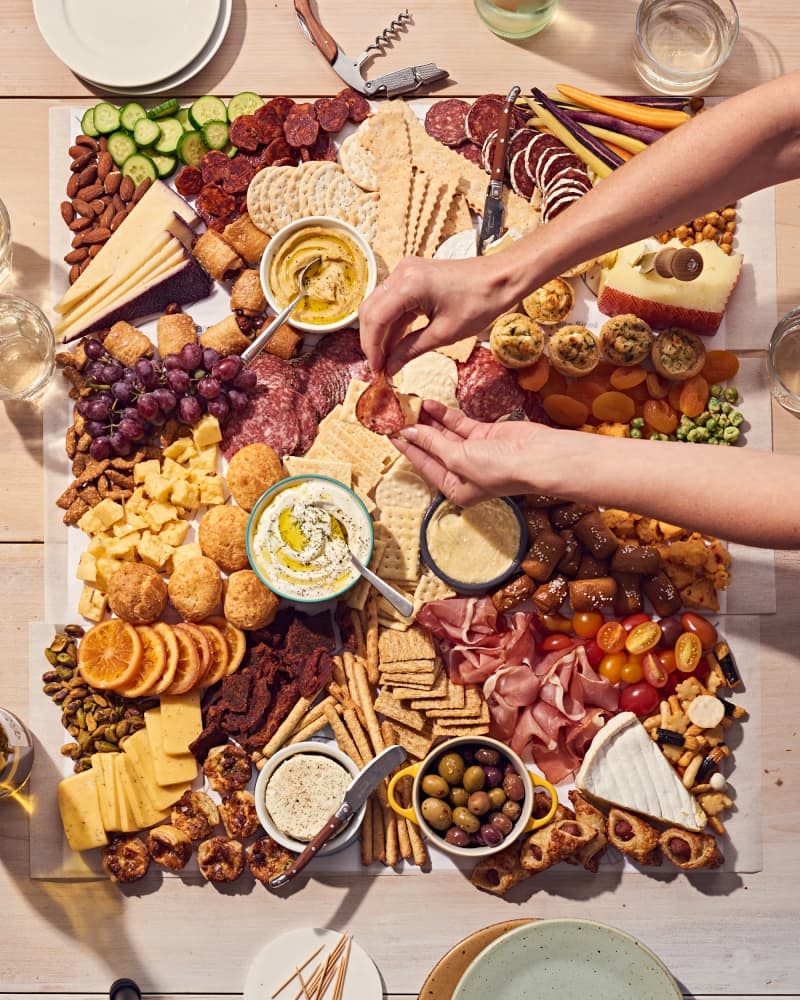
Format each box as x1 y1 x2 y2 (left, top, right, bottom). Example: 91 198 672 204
349 550 414 618
241 255 322 366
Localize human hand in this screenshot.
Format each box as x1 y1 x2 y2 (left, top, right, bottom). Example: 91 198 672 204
394 399 545 506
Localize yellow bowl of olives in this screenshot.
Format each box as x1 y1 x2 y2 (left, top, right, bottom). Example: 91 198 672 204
387 736 559 858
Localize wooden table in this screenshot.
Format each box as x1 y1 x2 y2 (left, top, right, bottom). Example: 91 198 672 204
1 2 799 997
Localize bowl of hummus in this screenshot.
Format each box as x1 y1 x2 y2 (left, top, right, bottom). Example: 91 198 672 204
246 474 374 604
420 495 528 594
260 216 377 333
254 740 365 856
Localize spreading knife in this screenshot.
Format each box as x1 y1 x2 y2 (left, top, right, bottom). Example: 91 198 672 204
269 744 407 889
478 85 521 256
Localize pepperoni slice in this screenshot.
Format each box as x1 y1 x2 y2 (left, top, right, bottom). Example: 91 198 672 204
265 137 297 165
302 132 336 162
200 149 231 186
175 165 203 197
221 157 256 194
355 375 409 436
283 113 319 149
465 96 504 146
337 87 370 124
425 99 471 147
262 96 296 121
229 115 262 153
314 96 350 134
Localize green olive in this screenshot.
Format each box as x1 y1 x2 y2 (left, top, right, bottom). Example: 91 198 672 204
421 796 453 832
502 799 522 821
452 806 480 833
463 765 486 793
449 786 469 808
421 774 450 799
487 787 507 809
437 752 466 785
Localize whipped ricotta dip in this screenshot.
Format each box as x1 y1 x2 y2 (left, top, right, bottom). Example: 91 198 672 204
264 752 352 842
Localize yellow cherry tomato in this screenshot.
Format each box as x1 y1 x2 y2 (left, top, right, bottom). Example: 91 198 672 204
572 611 604 639
599 652 626 685
625 620 662 655
674 632 702 673
620 653 644 684
596 621 626 653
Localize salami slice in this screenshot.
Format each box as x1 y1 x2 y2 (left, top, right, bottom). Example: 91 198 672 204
175 165 203 197
262 96 297 121
291 388 320 454
539 151 584 190
222 387 300 460
465 96 504 146
424 99 471 147
509 149 535 199
252 352 302 392
221 157 256 195
200 150 231 186
229 115 262 153
524 133 563 184
253 106 284 145
456 347 528 423
314 96 350 134
457 142 483 165
508 127 539 161
283 112 319 149
337 88 370 124
298 355 351 419
313 328 371 382
302 132 337 162
481 130 498 172
354 375 408 435
265 137 297 165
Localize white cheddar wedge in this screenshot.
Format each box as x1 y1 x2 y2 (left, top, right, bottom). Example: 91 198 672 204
116 752 170 829
57 769 109 852
123 728 191 811
159 691 203 756
144 706 199 786
575 711 707 832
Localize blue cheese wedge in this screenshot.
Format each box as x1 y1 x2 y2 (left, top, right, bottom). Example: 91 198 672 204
575 711 707 832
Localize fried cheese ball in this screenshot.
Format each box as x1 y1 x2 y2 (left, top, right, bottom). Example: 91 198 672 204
147 825 193 872
598 314 654 367
219 791 260 839
547 325 600 378
198 504 249 574
247 835 295 886
226 443 284 511
224 569 279 630
522 277 575 325
168 555 222 622
171 790 220 841
203 742 252 794
198 835 246 883
107 563 167 624
489 313 545 369
102 834 151 883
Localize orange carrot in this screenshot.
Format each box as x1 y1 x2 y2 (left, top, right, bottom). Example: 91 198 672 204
556 84 691 130
602 139 633 161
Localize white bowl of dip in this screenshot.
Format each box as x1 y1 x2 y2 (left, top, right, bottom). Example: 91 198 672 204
246 474 374 604
254 740 364 856
260 215 377 334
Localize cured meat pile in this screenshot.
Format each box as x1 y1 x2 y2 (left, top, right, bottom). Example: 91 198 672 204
221 328 370 459
424 94 592 222
456 346 550 424
175 88 369 231
416 597 619 784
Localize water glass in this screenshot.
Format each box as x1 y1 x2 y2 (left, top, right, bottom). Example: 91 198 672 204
0 707 34 800
474 0 559 39
633 0 739 95
0 197 11 286
0 295 56 402
768 307 800 416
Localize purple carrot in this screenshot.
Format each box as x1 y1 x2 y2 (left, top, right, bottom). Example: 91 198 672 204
603 94 702 110
560 109 665 143
531 88 624 170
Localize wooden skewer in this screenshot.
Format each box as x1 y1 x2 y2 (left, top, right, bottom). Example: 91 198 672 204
331 936 352 1000
272 943 325 997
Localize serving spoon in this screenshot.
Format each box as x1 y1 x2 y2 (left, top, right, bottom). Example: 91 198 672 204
241 255 322 366
349 550 414 618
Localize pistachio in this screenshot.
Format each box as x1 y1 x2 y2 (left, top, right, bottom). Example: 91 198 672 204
50 634 71 653
64 624 85 638
60 742 82 759
56 651 76 666
75 758 93 772
116 720 129 738
93 724 107 741
94 740 118 753
67 676 87 690
67 724 80 738
104 724 118 742
76 708 86 729
77 730 93 750
45 647 59 666
53 689 69 703
42 669 58 683
43 682 61 696
56 664 74 680
85 713 98 733
92 694 109 708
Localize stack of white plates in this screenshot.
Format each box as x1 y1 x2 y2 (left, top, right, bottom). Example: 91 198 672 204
33 0 232 95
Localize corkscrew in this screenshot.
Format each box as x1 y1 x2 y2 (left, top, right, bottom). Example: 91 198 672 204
293 1 449 98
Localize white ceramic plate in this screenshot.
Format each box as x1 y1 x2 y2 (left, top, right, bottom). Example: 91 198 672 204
453 919 681 1000
244 927 383 1000
76 0 232 97
34 0 220 89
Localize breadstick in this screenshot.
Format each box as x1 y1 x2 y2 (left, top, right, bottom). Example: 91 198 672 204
372 795 386 863
353 659 385 756
331 654 347 688
406 815 428 867
328 680 368 730
290 695 337 736
360 797 374 866
323 703 364 768
256 696 312 767
343 707 373 764
365 594 380 684
396 814 413 861
383 804 398 867
350 609 367 659
343 651 366 716
289 710 338 745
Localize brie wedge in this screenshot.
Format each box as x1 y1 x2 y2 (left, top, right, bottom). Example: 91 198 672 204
575 711 707 832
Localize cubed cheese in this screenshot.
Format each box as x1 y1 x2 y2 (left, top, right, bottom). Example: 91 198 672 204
192 414 222 449
77 509 104 535
134 459 161 485
57 770 109 851
78 584 108 622
197 475 225 505
105 535 140 561
161 457 189 481
143 500 178 531
170 479 200 510
95 557 123 592
91 498 126 529
76 552 98 584
143 472 173 503
162 437 197 462
158 519 190 547
189 446 218 474
136 531 174 571
125 487 149 516
112 512 146 537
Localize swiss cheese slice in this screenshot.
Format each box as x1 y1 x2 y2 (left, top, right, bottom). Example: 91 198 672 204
57 769 109 852
575 711 707 832
144 706 198 785
123 727 191 811
159 691 203 756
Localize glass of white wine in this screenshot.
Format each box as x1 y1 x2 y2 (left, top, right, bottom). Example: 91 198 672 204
0 295 55 402
474 0 559 39
768 307 800 416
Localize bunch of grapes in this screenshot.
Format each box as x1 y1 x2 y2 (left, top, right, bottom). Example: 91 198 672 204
77 339 258 461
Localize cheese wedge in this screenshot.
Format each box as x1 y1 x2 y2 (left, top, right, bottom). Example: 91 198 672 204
90 751 121 832
575 711 707 832
123 727 191 811
57 769 109 852
112 752 138 832
159 690 203 755
143 706 198 786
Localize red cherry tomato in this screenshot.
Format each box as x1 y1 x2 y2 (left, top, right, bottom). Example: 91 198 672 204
625 620 662 654
657 649 677 674
584 639 604 669
541 633 573 652
621 612 651 632
656 616 683 649
674 632 702 673
619 681 660 717
596 621 627 653
540 614 573 635
661 671 679 696
642 651 669 688
620 653 644 683
599 651 627 684
679 612 718 650
572 611 604 638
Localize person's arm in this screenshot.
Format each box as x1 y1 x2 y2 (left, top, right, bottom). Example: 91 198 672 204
360 70 800 374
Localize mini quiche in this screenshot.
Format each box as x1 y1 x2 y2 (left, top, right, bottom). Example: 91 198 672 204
489 313 546 369
598 314 654 367
547 324 600 378
651 327 706 381
522 277 575 325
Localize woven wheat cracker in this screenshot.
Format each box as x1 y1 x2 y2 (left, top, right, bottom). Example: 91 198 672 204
385 673 449 701
378 626 435 662
376 504 423 581
425 689 485 718
378 656 437 674
374 691 426 728
410 680 468 711
384 720 434 760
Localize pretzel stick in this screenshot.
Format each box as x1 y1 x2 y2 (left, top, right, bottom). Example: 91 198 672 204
289 710 338 745
256 696 313 767
328 680 367 730
342 651 363 712
365 594 380 684
350 609 366 658
360 794 374 865
372 795 386 863
353 659 385 755
291 694 337 734
406 815 428 867
331 654 347 688
323 703 364 768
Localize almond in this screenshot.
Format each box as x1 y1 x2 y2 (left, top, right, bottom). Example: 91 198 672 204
97 151 113 181
132 178 152 203
68 264 81 284
89 244 104 258
78 182 104 202
64 248 89 264
70 149 94 171
119 176 135 202
112 194 125 214
99 204 114 228
75 134 98 150
68 216 92 232
77 163 98 188
71 198 95 218
60 201 75 224
104 171 122 195
83 226 112 244
110 210 128 232
66 174 81 198
90 198 106 216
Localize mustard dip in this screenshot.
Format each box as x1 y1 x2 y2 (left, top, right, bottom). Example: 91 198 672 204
425 498 521 585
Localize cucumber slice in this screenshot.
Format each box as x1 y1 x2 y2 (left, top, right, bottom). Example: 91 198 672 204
80 107 99 138
201 119 230 151
133 117 161 147
225 144 238 158
107 130 138 168
189 95 228 129
153 117 183 154
176 107 192 131
148 98 180 120
121 152 157 185
143 150 178 179
92 102 121 134
227 91 264 121
119 102 147 132
176 130 209 167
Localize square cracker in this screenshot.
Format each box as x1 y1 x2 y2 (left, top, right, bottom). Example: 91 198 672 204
374 691 426 729
378 626 435 663
377 504 423 582
283 455 352 487
432 722 490 736
378 656 437 673
386 673 450 701
383 720 435 760
411 681 468 711
426 691 487 719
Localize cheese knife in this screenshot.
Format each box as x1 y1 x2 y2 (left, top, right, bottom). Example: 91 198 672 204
478 85 521 255
268 743 407 889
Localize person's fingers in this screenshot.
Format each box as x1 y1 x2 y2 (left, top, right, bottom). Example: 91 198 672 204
382 315 462 377
420 399 482 438
393 436 485 506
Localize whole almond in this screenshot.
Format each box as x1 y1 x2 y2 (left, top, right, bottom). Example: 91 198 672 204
70 149 94 171
77 163 98 188
71 232 89 249
104 171 122 195
83 226 112 244
119 176 135 202
132 178 152 203
110 210 128 232
68 264 81 284
99 204 114 228
98 136 108 153
66 174 81 198
79 258 92 274
75 135 98 150
60 201 75 224
89 244 104 258
90 198 106 215
64 248 89 264
68 216 92 232
79 182 104 201
97 151 113 181
112 193 125 214
68 144 85 158
72 198 95 219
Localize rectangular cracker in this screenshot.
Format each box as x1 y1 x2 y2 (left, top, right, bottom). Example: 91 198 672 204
440 192 473 242
376 504 423 582
378 627 436 663
368 109 413 275
379 670 438 686
384 720 435 760
419 177 459 259
283 455 353 487
427 696 488 720
389 673 450 702
374 691 427 728
405 169 430 256
432 722 490 736
377 618 411 632
412 174 443 256
411 682 468 711
377 657 437 673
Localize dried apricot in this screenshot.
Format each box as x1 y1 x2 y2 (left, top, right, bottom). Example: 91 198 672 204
542 393 590 428
701 349 739 384
566 375 609 405
622 381 651 403
668 381 684 412
592 391 635 423
516 356 550 392
679 374 710 417
610 366 647 390
645 372 669 399
538 368 568 399
643 398 679 435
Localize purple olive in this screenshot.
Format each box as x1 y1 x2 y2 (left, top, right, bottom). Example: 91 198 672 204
445 827 471 848
478 823 505 847
475 747 500 766
483 765 503 789
502 772 525 802
490 812 514 835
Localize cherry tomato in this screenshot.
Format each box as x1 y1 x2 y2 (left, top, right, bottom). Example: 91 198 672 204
679 612 718 650
620 653 644 683
541 634 573 652
621 612 651 632
625 620 662 654
584 639 604 669
674 631 703 673
656 616 683 649
657 649 677 674
572 611 604 638
599 651 627 684
619 681 660 717
642 651 669 688
661 671 679 696
596 621 626 653
540 614 573 635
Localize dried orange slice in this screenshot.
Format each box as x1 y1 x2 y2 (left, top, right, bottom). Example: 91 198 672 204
152 622 179 694
116 625 167 698
165 625 202 695
178 623 212 687
206 616 246 675
199 623 229 687
77 619 142 691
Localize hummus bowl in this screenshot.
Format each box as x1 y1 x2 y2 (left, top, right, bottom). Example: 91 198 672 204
254 740 365 856
246 474 374 604
260 216 377 334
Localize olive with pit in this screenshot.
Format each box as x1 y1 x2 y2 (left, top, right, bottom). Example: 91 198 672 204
463 765 486 793
475 747 500 766
478 823 504 847
452 806 481 834
487 786 507 809
483 765 503 789
421 797 453 832
421 774 450 799
437 752 466 785
445 827 471 848
502 772 525 801
502 799 522 822
467 790 490 816
490 812 514 835
449 786 469 808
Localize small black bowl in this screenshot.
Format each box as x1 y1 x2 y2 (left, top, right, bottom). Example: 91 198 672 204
419 494 529 595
